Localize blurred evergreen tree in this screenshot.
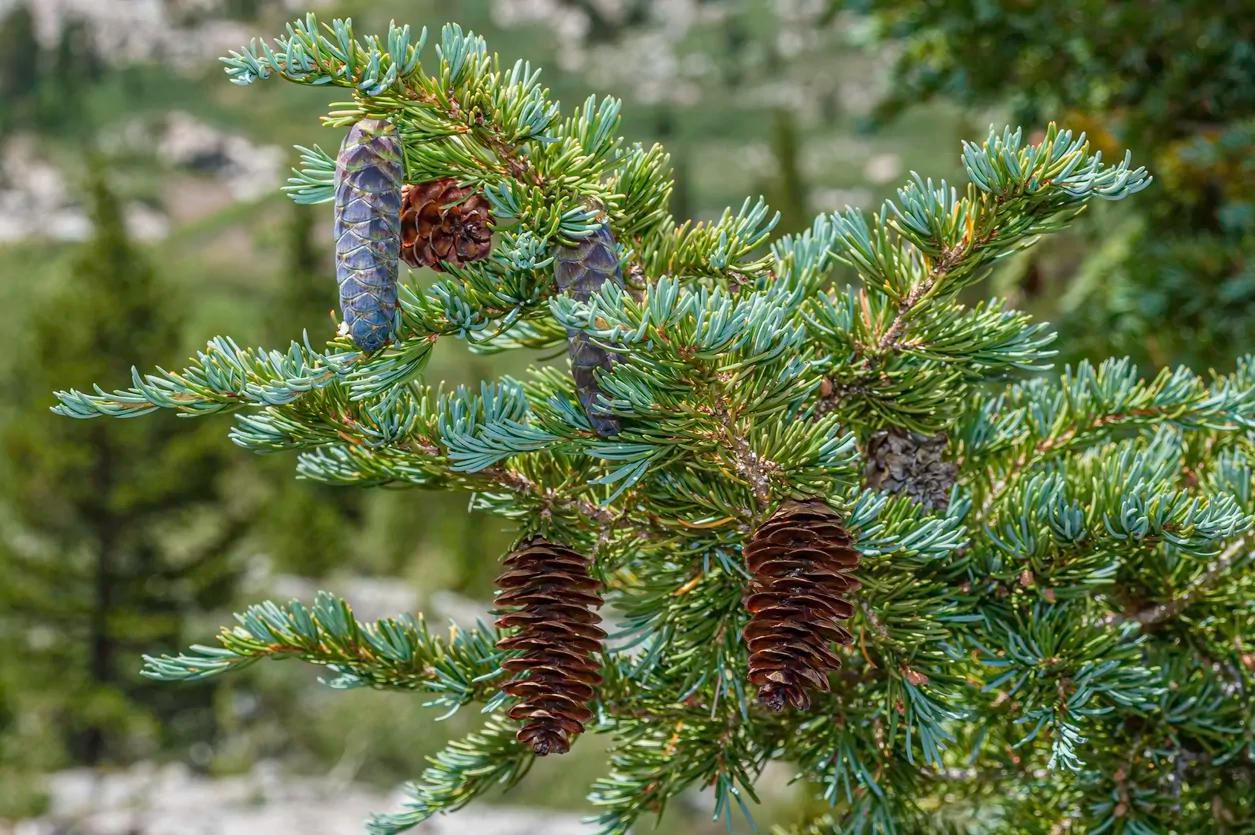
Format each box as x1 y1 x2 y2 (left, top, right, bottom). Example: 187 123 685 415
272 201 332 334
223 0 264 21
0 172 250 769
37 17 101 131
0 3 39 136
856 0 1255 370
260 202 362 578
759 107 811 235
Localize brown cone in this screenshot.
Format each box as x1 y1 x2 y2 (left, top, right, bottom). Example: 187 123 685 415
743 500 860 711
399 178 493 271
494 537 604 755
864 427 957 512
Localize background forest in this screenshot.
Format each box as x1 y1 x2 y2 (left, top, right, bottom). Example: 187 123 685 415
0 1 1249 833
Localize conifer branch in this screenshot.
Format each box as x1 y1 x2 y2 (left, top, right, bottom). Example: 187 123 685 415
814 125 1149 428
141 592 503 709
872 227 994 360
367 716 533 834
478 464 617 525
1127 537 1252 626
47 14 1255 833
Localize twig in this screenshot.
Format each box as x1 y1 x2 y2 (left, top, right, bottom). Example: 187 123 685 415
478 464 617 525
1131 537 1250 626
817 225 998 413
978 407 1171 518
730 432 775 509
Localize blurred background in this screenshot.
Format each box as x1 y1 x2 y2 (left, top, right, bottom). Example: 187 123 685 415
0 1 1249 833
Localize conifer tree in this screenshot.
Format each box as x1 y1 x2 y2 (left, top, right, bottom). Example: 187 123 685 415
0 3 39 136
53 17 1255 833
1 173 249 766
273 201 333 336
259 201 363 577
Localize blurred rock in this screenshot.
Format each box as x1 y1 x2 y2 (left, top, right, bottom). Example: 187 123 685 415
268 574 421 624
863 152 902 185
810 186 873 213
429 589 494 629
0 109 282 243
0 137 167 242
0 0 329 73
265 578 510 632
7 761 584 835
157 113 283 202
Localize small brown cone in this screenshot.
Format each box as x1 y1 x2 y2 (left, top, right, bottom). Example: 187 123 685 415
864 427 957 512
399 178 493 271
494 537 604 755
743 500 860 711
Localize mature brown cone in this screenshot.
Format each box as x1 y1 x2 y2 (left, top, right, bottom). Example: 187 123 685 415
864 427 957 512
399 178 493 271
494 537 605 755
743 500 860 711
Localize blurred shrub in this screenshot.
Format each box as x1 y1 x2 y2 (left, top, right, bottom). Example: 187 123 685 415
858 0 1255 369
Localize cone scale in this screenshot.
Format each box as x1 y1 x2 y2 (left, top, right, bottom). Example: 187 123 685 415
399 177 494 271
864 427 957 512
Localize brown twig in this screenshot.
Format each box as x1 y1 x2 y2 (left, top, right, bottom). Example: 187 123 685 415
817 224 998 414
1130 537 1250 626
730 432 775 509
477 464 616 525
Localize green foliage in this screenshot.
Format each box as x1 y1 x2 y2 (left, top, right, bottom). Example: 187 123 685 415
0 4 106 136
366 716 532 835
54 16 1255 834
0 4 39 135
0 172 249 768
258 202 363 577
142 591 501 707
857 0 1255 371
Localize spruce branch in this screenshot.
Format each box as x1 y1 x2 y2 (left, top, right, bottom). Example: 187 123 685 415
870 234 981 364
814 125 1149 428
51 335 436 420
367 715 533 834
141 592 503 709
840 124 1148 305
48 13 1255 832
1125 536 1253 626
967 359 1255 516
589 711 768 835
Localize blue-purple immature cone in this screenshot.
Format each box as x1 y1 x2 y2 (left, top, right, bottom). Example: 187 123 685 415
334 119 404 352
554 225 624 437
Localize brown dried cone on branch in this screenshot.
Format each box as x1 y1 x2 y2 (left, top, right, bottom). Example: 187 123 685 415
864 427 958 512
743 500 861 711
399 178 493 271
493 537 605 755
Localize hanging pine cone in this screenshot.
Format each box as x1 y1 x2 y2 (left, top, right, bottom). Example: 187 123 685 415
864 427 957 512
334 118 404 352
554 224 624 437
494 537 605 755
399 178 493 271
743 500 860 712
